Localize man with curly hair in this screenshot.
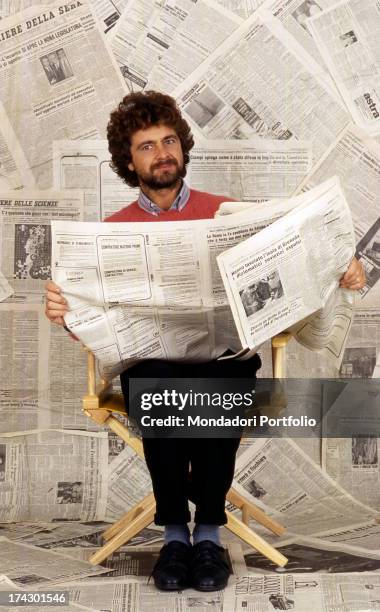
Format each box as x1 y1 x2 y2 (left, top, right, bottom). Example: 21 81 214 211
45 91 366 592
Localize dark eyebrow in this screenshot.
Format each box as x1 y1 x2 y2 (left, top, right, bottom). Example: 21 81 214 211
137 133 178 149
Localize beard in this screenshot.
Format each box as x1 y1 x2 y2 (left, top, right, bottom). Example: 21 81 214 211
138 159 186 190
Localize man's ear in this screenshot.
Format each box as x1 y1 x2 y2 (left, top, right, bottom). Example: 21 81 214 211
128 162 134 171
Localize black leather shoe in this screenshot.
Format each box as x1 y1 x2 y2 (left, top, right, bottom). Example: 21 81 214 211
151 541 191 591
190 540 231 591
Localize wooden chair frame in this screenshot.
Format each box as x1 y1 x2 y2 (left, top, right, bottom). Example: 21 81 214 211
83 333 292 568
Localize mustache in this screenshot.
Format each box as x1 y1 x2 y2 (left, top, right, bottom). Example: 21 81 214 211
152 159 178 170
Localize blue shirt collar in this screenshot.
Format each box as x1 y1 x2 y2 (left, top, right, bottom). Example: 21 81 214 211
137 181 190 216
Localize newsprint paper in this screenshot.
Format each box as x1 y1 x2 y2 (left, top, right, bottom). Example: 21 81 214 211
0 190 83 302
174 9 349 162
52 138 312 220
217 176 356 367
0 537 110 589
308 0 380 137
51 195 299 378
222 573 380 612
0 0 126 188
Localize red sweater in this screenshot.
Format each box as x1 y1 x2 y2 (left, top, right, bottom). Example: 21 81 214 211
104 189 231 222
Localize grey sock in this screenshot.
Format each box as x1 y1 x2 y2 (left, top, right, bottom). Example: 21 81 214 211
164 524 191 546
193 524 221 546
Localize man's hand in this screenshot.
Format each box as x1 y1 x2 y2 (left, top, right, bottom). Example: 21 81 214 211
44 280 79 341
339 257 366 290
45 280 68 326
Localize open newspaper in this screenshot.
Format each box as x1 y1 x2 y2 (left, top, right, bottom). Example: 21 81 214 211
217 176 356 367
52 177 354 377
51 196 301 378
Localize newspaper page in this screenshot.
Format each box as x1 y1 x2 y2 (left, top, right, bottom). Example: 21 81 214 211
43 578 227 612
233 437 376 534
0 0 127 188
0 537 110 588
0 522 57 542
259 0 339 82
0 0 55 20
308 0 380 137
297 123 380 302
189 139 313 202
111 0 241 94
0 190 83 302
217 177 355 365
340 309 380 378
90 0 129 35
222 573 380 612
53 140 139 221
215 0 265 19
321 382 380 510
146 0 242 94
243 534 380 573
0 269 12 301
0 122 35 190
51 197 300 378
53 138 311 221
106 445 152 522
46 324 94 431
174 10 349 164
0 429 108 522
19 522 111 548
313 520 380 552
0 303 50 434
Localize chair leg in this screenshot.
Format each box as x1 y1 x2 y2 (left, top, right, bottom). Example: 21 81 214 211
225 511 288 567
89 497 156 566
102 492 156 541
227 488 286 536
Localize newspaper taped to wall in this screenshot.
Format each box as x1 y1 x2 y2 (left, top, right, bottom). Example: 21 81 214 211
189 139 312 202
0 0 127 188
222 573 380 612
308 0 380 137
0 303 51 434
0 191 83 302
0 429 109 523
174 10 349 163
90 0 129 35
0 121 35 190
51 196 300 378
259 0 338 86
111 0 241 94
216 0 265 18
297 124 380 302
53 140 139 221
0 269 13 301
217 177 356 367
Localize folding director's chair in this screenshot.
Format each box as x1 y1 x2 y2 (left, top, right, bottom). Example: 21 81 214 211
82 332 293 568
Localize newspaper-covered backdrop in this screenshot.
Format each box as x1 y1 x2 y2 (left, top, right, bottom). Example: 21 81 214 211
1 0 380 607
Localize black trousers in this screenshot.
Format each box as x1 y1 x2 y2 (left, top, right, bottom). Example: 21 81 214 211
120 354 261 525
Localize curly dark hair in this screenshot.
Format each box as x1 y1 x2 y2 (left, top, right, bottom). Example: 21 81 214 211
107 91 194 188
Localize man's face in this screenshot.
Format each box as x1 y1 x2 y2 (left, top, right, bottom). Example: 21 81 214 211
128 124 185 190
